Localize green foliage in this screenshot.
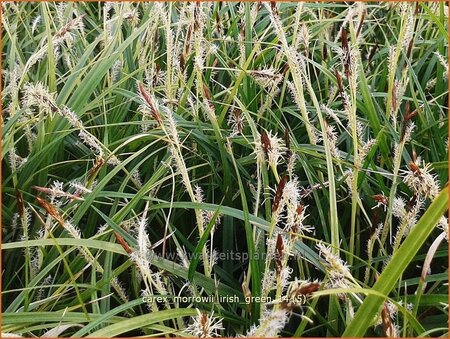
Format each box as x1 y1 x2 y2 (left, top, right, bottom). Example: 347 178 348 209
2 2 448 337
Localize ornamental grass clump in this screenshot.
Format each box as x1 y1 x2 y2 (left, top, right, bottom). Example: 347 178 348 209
2 2 448 338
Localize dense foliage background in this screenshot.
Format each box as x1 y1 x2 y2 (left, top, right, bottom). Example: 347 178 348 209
2 2 448 337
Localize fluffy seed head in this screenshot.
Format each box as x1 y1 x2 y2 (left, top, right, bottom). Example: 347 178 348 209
185 309 224 338
401 160 440 199
254 130 286 169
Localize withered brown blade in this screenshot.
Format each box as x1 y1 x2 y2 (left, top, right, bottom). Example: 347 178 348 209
114 231 133 255
406 36 414 59
272 175 287 212
412 148 417 163
36 196 64 225
241 274 252 314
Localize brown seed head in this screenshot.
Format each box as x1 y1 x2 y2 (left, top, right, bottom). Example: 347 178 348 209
16 190 24 217
36 196 64 225
275 233 284 276
138 82 161 124
114 231 133 255
272 175 287 213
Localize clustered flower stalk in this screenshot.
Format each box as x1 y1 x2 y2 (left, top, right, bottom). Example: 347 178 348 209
338 20 376 264
254 173 315 335
248 279 320 337
265 2 340 257
137 83 212 277
264 3 315 145
36 195 129 304
381 117 416 245
385 3 415 121
21 82 145 189
185 308 224 338
252 66 283 123
317 241 364 326
342 24 360 265
130 201 172 311
20 15 85 87
391 196 423 252
162 3 175 104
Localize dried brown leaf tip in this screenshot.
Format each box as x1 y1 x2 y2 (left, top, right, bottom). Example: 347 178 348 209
137 81 161 125
272 175 287 213
36 196 64 225
114 231 133 255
